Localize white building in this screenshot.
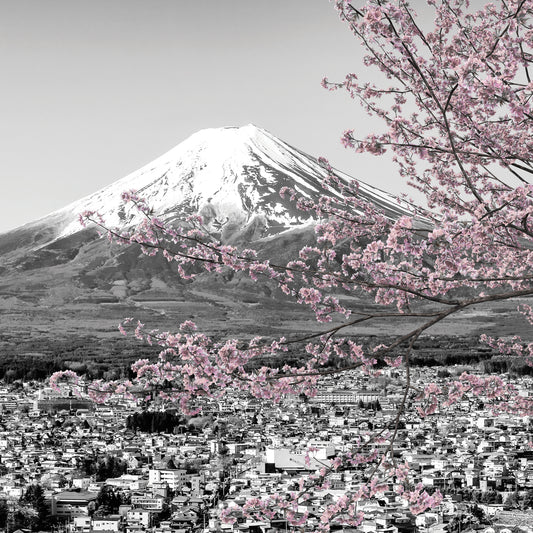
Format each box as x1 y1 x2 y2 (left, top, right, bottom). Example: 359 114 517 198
127 508 152 528
148 468 187 490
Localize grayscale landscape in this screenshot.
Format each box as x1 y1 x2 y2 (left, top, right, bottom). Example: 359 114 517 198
2 2 533 533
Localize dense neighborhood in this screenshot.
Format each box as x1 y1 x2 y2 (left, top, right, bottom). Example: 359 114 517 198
0 367 532 533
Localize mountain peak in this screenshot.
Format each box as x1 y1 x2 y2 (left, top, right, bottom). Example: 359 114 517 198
178 123 271 147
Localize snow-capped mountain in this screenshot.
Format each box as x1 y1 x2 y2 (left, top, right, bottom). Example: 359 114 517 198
7 124 411 252
0 123 418 318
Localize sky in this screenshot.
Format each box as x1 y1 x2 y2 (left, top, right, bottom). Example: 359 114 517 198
0 0 397 234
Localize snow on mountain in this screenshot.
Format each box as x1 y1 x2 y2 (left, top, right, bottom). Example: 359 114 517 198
26 124 411 248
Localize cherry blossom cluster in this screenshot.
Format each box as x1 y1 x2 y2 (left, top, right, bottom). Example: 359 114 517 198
415 371 533 417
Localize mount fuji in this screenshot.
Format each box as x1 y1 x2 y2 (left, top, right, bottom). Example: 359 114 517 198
0 124 414 346
2 124 409 252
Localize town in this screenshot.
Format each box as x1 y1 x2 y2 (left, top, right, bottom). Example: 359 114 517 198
0 366 532 533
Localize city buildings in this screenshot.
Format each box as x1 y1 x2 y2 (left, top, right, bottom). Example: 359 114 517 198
0 369 531 532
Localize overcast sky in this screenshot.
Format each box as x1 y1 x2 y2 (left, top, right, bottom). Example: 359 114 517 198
1 0 399 234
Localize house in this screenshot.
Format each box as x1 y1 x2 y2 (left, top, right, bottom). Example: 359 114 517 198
126 508 152 528
92 516 122 532
264 448 331 473
131 494 165 511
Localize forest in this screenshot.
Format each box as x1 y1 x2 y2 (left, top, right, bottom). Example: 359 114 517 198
2 331 532 384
